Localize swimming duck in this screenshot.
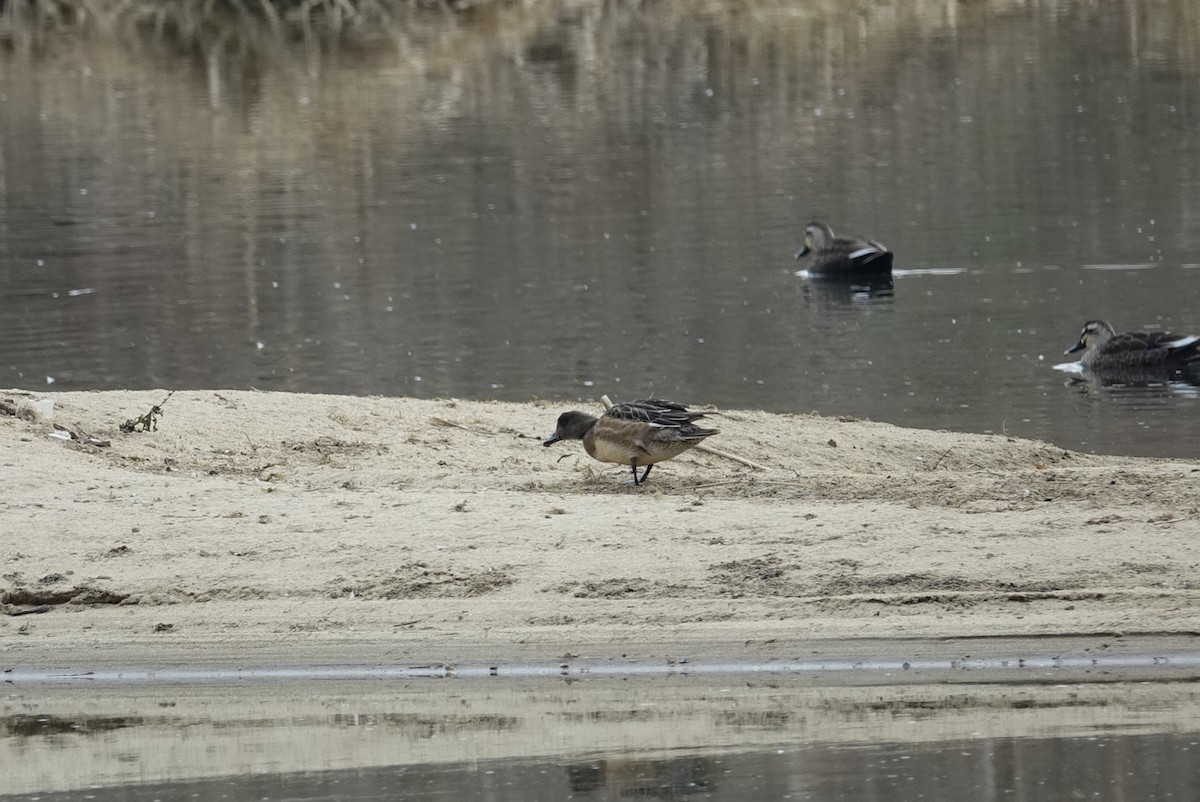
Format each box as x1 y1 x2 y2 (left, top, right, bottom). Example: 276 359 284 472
794 221 894 275
1064 320 1200 369
543 399 718 485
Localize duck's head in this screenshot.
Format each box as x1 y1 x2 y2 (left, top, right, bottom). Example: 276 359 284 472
1065 320 1116 355
543 410 598 446
794 221 835 260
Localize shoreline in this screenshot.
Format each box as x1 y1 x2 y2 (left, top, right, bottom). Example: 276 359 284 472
8 633 1200 687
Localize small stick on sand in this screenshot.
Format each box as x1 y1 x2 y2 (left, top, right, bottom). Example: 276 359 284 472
599 394 767 472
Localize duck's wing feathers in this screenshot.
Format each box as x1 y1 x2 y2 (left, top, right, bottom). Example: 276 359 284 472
841 236 888 255
1097 332 1156 355
1152 332 1200 353
836 237 893 268
1105 331 1200 356
605 399 717 438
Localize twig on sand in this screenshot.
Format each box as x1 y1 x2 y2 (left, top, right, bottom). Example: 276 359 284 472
430 417 496 435
695 443 768 471
928 447 953 471
1153 514 1198 527
598 394 767 472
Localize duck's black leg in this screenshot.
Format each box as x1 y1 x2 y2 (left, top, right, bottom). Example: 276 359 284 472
629 458 641 485
639 464 653 484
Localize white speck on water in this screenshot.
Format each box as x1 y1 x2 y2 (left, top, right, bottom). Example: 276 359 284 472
697 338 705 343
256 341 265 350
333 282 341 289
83 66 92 76
67 288 94 296
705 87 714 97
814 107 823 116
751 77 760 85
51 292 59 298
410 222 417 230
414 376 422 382
79 188 88 195
272 281 279 288
36 259 44 267
582 380 594 387
46 376 55 384
385 306 393 312
147 211 156 218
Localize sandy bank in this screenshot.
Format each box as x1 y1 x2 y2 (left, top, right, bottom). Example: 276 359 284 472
2 389 1198 669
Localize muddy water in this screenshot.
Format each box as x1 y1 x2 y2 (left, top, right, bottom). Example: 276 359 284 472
4 676 1199 800
2 0 1200 457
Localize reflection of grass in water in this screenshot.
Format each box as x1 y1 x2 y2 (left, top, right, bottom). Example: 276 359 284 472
0 0 485 56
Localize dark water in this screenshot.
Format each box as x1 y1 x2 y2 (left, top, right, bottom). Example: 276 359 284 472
3 0 1200 457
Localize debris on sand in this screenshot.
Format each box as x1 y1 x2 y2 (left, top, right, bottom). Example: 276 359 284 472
120 390 175 433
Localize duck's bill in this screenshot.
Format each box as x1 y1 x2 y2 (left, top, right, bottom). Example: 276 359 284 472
794 245 810 259
543 434 562 446
1064 341 1086 355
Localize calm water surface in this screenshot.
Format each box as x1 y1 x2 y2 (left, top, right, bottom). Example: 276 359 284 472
2 0 1200 457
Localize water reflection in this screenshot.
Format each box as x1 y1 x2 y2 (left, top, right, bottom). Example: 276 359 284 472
565 755 714 798
797 274 896 309
1059 365 1200 392
2 0 1200 457
5 724 1200 802
5 676 1200 797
